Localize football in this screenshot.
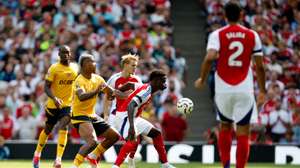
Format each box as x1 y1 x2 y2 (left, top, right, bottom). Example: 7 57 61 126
177 97 194 114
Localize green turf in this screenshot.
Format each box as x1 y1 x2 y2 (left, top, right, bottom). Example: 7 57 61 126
0 160 299 168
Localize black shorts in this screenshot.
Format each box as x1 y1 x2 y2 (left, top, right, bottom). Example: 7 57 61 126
72 115 110 136
45 107 71 126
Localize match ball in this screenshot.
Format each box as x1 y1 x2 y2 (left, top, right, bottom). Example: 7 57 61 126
177 97 193 115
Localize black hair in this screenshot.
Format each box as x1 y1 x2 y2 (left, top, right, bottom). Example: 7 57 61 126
149 70 166 81
225 2 242 22
58 45 70 57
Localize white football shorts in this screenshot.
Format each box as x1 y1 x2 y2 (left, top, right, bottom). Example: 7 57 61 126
112 111 153 139
215 92 257 125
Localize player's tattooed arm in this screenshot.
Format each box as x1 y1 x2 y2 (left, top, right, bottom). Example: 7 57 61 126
127 101 138 141
76 83 103 101
103 84 130 100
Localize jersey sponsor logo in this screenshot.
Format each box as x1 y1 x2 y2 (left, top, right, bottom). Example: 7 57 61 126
59 80 74 85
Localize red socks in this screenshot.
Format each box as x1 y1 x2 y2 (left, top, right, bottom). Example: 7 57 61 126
218 129 232 168
236 135 250 168
129 150 136 159
153 135 168 163
115 140 138 166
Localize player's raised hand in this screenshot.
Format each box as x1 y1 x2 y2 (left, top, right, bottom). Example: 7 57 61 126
53 97 63 109
194 78 205 90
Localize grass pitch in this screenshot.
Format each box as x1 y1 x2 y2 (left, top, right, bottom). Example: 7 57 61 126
0 160 299 168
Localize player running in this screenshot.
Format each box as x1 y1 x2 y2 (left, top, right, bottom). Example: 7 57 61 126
70 54 125 168
195 2 266 168
103 54 142 168
33 45 78 168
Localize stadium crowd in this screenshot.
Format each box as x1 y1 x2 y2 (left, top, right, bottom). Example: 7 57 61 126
0 0 188 144
203 0 300 144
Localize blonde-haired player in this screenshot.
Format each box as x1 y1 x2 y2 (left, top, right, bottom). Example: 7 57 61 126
87 54 142 168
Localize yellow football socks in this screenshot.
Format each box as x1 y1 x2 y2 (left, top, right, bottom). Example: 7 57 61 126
73 153 84 166
90 144 106 159
35 130 49 156
56 130 68 160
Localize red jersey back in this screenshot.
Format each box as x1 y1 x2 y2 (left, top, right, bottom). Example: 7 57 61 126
207 24 263 93
218 25 255 85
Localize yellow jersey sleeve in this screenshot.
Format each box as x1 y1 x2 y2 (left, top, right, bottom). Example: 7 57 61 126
45 64 57 82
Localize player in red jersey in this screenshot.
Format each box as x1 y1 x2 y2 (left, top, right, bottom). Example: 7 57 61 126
107 54 142 168
195 2 266 168
112 70 175 168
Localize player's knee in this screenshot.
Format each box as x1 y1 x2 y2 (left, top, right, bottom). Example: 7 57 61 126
87 139 98 149
58 117 71 129
110 131 119 143
44 124 54 134
58 124 69 130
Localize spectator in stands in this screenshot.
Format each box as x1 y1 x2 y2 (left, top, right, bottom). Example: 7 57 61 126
161 99 187 142
269 98 292 142
0 106 14 140
266 71 285 91
16 105 38 140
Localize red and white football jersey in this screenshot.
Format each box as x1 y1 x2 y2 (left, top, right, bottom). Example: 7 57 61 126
119 83 152 117
107 72 142 113
207 24 263 93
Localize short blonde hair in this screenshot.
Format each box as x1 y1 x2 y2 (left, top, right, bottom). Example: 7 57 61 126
121 54 139 68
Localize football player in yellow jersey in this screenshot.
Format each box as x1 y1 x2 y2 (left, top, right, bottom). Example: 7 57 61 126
71 54 125 168
33 45 78 168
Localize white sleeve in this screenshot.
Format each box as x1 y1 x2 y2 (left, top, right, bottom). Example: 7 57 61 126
206 30 220 51
133 75 143 89
107 74 117 88
253 31 263 56
132 86 151 106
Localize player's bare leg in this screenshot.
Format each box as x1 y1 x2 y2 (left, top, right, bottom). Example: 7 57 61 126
218 122 233 168
147 128 176 168
87 127 119 168
33 123 55 168
53 115 71 168
236 124 250 168
72 122 98 168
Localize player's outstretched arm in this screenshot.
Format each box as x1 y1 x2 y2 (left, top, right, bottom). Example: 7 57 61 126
76 83 103 101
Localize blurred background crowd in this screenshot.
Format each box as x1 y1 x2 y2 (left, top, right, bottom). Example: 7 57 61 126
202 0 300 145
0 0 188 144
